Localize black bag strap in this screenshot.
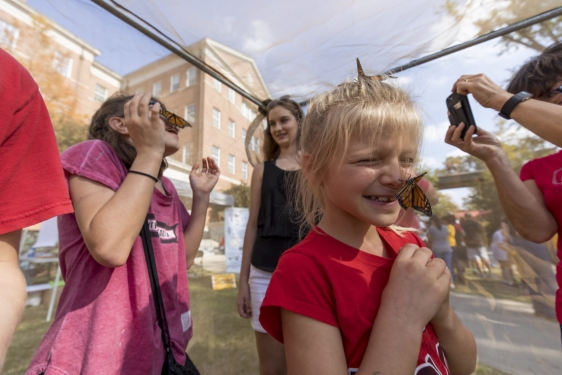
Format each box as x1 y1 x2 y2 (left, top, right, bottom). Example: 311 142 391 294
140 217 172 351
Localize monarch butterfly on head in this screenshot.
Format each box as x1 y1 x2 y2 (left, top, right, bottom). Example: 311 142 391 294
395 172 432 217
149 99 192 129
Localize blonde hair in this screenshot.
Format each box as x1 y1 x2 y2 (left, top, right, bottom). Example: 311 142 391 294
295 76 424 235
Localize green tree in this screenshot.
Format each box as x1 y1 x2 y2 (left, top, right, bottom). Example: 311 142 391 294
12 14 88 152
209 183 251 221
432 192 460 219
445 0 562 53
436 126 555 234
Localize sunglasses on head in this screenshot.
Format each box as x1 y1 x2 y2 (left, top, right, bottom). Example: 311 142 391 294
149 99 192 129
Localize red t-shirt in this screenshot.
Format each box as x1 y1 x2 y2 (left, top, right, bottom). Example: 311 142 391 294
27 140 192 375
260 227 450 374
0 48 72 234
396 178 430 229
520 150 562 324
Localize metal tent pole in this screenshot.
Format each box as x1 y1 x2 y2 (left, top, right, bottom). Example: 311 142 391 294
385 7 562 75
91 0 266 111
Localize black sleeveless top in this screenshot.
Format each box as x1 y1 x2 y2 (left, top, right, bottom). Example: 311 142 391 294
251 160 301 272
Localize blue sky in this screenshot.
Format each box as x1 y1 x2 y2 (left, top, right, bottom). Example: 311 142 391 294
27 0 545 208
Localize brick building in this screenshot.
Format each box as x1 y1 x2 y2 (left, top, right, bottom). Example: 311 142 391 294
123 38 269 193
0 0 122 118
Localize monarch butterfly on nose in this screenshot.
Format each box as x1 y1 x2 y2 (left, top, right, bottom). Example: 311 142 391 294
149 99 191 128
395 172 432 216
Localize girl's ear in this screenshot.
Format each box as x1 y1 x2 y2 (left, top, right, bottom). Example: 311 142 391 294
108 117 129 136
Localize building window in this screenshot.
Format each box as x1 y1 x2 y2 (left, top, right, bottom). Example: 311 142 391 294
187 67 197 86
182 145 189 164
170 73 180 92
152 81 162 97
213 78 222 92
228 88 235 104
212 108 221 129
242 128 247 143
212 146 220 165
53 51 73 78
250 136 259 152
228 154 235 174
0 19 19 48
242 102 256 121
242 161 248 180
246 73 254 86
94 84 108 102
228 120 235 138
185 104 195 123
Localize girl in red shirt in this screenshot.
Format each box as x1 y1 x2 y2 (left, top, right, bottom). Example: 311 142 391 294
260 67 476 374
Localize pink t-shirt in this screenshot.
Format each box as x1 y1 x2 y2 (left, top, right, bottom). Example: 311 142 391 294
520 150 562 324
27 140 192 375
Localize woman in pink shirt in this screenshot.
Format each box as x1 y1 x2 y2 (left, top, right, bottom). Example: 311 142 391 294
26 93 219 374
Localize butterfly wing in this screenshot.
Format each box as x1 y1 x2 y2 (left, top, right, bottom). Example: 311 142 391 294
160 109 191 128
395 182 414 211
395 172 432 216
411 184 432 216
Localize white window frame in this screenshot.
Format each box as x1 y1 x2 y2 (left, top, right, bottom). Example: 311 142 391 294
185 104 195 123
228 154 235 174
242 128 247 143
212 108 221 129
187 67 197 86
228 88 235 104
242 161 248 180
182 145 189 164
53 51 73 78
94 84 108 102
152 81 162 97
228 120 236 138
212 146 220 166
170 73 180 92
0 19 19 48
213 78 222 92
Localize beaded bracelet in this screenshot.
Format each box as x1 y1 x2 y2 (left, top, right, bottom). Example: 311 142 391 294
128 170 158 183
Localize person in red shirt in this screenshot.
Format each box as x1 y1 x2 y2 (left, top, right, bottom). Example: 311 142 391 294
260 67 476 374
0 48 73 371
445 41 562 342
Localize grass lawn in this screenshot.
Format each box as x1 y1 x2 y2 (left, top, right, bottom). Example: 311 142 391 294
5 275 511 374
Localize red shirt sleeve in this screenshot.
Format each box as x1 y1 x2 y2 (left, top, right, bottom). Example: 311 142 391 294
260 251 338 343
0 49 73 234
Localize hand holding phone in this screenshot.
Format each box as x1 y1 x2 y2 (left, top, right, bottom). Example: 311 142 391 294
446 93 477 140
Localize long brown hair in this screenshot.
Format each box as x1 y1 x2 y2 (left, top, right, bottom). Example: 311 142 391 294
88 94 167 177
263 96 304 160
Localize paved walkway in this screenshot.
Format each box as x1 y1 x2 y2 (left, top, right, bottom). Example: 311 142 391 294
451 292 561 375
196 252 561 374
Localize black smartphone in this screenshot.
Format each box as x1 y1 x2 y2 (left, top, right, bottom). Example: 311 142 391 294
446 93 477 140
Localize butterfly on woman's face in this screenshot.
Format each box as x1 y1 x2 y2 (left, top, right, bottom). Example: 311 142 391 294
395 172 433 217
149 99 191 129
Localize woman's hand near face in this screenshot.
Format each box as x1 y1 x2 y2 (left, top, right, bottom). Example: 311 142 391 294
444 124 507 164
189 157 220 195
123 92 166 160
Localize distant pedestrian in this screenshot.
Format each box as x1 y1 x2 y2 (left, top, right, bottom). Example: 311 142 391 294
427 216 455 288
491 219 515 286
461 214 492 278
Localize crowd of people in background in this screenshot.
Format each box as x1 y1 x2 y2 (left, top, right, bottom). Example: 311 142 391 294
2 36 562 375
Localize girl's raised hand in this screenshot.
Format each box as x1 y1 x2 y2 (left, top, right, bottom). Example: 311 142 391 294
123 92 166 159
380 244 450 330
189 157 220 195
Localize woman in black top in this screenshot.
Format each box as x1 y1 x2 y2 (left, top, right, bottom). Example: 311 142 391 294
237 96 303 375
